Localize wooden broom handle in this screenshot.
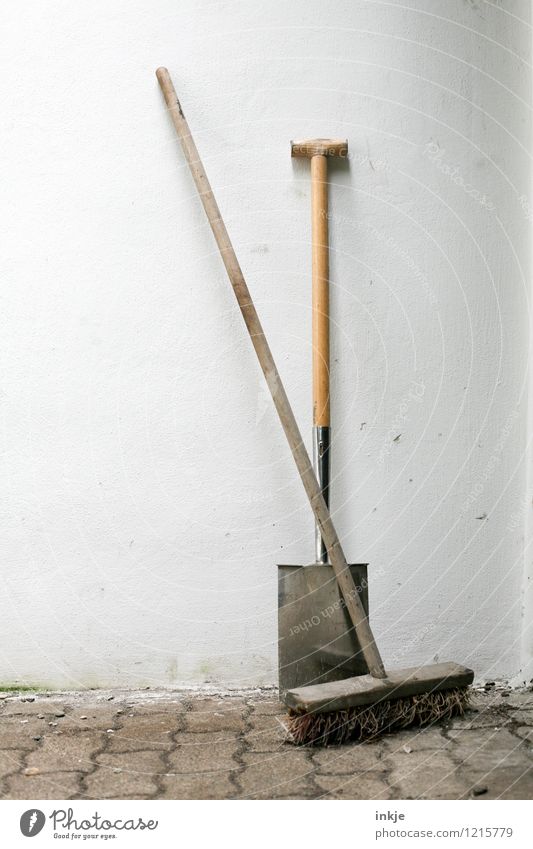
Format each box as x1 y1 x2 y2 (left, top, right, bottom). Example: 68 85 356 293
156 68 386 680
311 154 330 428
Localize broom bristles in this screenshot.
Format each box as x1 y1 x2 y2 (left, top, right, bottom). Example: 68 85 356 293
285 686 470 746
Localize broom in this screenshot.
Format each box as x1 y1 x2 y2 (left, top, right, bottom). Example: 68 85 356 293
155 67 474 745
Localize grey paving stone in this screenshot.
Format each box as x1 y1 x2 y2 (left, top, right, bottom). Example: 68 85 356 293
509 709 533 726
106 713 179 753
514 726 533 742
244 714 288 752
84 751 165 798
469 690 513 710
461 766 533 800
63 706 125 731
2 689 533 800
388 750 469 800
160 772 236 799
184 699 245 733
381 728 452 754
0 699 68 717
0 749 24 779
168 731 239 773
250 700 285 716
187 696 247 713
315 773 391 799
312 741 383 773
121 701 186 717
25 730 105 773
503 691 533 709
5 770 83 800
238 751 314 798
451 708 511 730
448 728 531 771
0 717 47 750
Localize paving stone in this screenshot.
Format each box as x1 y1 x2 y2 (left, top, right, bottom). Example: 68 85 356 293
448 728 531 770
244 714 288 752
5 770 83 799
451 708 511 730
168 731 239 773
106 713 179 753
97 794 148 800
504 691 533 709
250 700 285 716
315 773 391 799
63 706 124 731
0 749 24 778
469 690 513 710
187 696 247 713
237 751 313 799
514 726 533 742
510 709 533 726
381 728 452 754
461 766 533 800
0 717 47 750
160 772 236 799
184 699 245 733
84 751 165 798
121 701 186 717
388 750 469 800
25 730 104 773
2 690 533 800
0 699 68 717
312 741 383 773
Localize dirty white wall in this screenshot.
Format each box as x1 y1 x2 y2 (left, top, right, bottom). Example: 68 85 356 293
1 0 531 688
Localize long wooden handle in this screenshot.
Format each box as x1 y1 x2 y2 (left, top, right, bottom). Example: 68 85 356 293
311 154 330 428
156 67 386 680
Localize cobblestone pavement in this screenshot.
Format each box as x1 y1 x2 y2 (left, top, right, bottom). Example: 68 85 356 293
0 687 531 800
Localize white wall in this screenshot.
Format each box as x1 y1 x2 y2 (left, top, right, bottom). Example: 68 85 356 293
1 0 531 689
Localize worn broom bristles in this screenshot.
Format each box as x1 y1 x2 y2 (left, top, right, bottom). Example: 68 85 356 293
285 687 470 746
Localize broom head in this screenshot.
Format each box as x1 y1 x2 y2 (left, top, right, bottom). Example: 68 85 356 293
283 661 474 746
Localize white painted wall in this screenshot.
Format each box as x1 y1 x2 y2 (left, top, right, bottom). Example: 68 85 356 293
1 0 531 689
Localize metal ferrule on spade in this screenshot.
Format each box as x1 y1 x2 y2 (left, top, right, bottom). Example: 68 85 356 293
313 425 330 562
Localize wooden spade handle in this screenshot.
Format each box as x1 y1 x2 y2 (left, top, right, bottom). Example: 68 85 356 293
311 154 330 428
156 68 386 680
